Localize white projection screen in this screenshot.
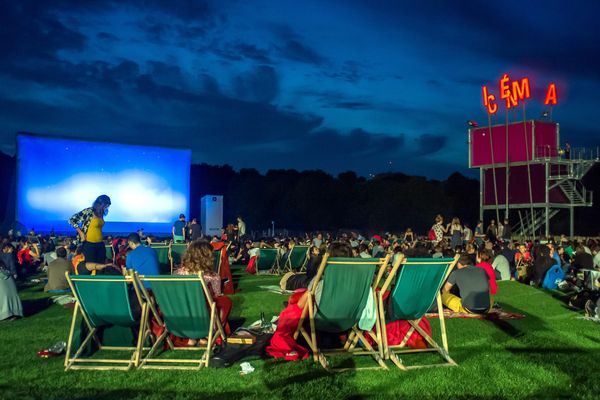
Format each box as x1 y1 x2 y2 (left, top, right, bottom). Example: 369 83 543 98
16 134 191 234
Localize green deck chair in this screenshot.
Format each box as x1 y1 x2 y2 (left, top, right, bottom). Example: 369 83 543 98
64 273 147 371
150 245 170 274
294 254 390 371
256 248 279 274
170 242 188 273
213 250 222 274
285 245 309 272
134 273 226 370
378 255 459 370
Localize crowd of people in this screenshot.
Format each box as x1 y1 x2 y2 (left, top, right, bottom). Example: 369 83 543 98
1 196 599 363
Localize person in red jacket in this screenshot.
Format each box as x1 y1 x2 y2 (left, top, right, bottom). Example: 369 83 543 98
476 249 497 296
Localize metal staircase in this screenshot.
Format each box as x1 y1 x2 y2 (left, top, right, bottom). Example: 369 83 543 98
557 180 592 206
513 209 560 238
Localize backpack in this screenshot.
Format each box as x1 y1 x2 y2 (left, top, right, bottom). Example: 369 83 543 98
428 229 436 241
542 264 565 289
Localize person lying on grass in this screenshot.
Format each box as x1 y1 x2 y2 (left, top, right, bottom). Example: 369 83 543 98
175 240 232 346
442 252 491 314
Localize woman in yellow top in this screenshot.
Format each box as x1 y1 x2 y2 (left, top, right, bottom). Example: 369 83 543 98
68 195 111 264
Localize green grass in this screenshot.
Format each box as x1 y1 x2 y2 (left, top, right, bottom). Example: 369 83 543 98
1 266 599 400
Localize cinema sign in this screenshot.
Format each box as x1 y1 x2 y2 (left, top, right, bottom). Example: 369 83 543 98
482 73 558 114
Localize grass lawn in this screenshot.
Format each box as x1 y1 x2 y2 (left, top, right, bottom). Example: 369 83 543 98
1 265 599 400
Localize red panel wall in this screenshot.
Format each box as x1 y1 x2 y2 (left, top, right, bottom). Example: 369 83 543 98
470 121 558 167
483 164 568 206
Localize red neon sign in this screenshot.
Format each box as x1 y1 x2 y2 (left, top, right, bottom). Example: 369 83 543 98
482 74 556 114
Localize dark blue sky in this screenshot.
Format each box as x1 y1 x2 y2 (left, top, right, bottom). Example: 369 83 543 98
1 0 599 178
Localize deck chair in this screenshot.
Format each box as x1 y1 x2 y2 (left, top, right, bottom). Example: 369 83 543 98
294 254 390 371
64 273 147 370
150 245 170 274
378 256 459 370
170 242 188 273
213 250 222 274
285 245 309 272
256 248 279 274
134 273 226 369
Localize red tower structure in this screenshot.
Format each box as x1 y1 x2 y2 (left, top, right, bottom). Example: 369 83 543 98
468 120 598 238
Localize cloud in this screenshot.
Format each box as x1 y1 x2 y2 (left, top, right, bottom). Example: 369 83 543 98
233 65 279 103
414 134 448 155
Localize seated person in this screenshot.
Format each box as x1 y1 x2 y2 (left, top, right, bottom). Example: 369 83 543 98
17 239 40 275
175 240 232 344
530 245 557 287
442 252 491 314
44 247 71 292
280 245 323 291
0 244 17 279
572 245 594 271
0 259 23 320
475 249 497 296
515 243 532 282
125 233 160 277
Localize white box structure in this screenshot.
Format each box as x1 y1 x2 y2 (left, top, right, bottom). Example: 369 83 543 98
201 195 223 237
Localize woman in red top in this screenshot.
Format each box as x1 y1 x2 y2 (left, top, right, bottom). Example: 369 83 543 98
476 249 497 296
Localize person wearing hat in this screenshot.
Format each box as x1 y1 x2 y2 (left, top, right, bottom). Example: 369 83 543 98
68 195 111 264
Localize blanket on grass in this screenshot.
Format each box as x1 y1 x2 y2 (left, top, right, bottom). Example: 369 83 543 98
426 309 525 320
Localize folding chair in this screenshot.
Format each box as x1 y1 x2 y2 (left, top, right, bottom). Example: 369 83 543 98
150 244 170 274
213 250 222 274
169 242 188 273
294 254 390 371
256 248 279 274
64 273 147 370
378 256 459 370
134 273 226 370
285 245 309 272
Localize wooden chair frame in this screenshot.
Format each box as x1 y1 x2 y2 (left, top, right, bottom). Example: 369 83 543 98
64 272 148 371
284 245 310 273
133 272 227 370
293 254 391 371
378 255 459 370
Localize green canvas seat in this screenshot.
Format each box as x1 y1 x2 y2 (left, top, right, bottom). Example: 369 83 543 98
285 245 309 272
295 255 390 371
64 273 147 371
256 248 279 273
170 243 188 273
134 273 226 369
378 256 458 369
213 250 222 274
150 245 170 274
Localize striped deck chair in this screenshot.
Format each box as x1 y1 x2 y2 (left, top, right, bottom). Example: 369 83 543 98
134 273 226 369
64 273 147 370
150 244 170 274
378 256 459 370
256 248 279 274
294 254 390 371
285 245 309 272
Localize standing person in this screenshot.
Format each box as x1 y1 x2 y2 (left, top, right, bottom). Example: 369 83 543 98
125 233 160 278
502 218 512 241
431 214 447 245
564 142 571 160
69 195 111 264
474 220 485 248
0 260 23 320
188 218 203 241
462 224 473 247
237 216 246 242
486 220 498 243
448 218 463 250
172 214 186 243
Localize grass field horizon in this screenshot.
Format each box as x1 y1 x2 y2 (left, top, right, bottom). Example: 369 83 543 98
1 265 599 399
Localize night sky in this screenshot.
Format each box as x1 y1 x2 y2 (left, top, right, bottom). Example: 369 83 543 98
1 0 599 179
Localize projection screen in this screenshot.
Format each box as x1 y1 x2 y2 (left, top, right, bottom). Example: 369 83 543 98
16 134 190 234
